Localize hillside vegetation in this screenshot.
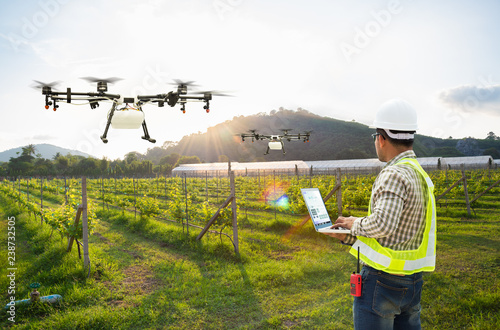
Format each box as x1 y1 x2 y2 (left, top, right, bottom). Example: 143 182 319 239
1 108 499 177
148 108 500 163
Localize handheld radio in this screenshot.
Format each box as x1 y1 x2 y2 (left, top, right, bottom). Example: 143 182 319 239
350 247 362 297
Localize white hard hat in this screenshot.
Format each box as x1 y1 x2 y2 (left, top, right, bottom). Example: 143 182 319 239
372 98 418 131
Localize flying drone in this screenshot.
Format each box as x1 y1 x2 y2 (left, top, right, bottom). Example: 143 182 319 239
33 78 228 144
239 129 312 155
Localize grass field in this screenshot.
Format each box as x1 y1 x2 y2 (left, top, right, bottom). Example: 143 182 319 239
1 178 499 329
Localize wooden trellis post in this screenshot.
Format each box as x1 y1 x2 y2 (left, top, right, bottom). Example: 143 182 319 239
184 173 189 235
67 205 83 252
40 177 44 225
435 165 472 217
335 168 343 217
461 166 472 217
231 171 238 254
66 178 90 274
197 171 239 254
470 177 500 203
81 177 90 271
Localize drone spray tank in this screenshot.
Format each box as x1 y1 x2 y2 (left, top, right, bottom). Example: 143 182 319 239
110 97 145 129
110 110 145 129
268 136 283 151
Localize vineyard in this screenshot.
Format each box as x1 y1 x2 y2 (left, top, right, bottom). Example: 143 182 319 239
2 167 499 236
1 168 499 329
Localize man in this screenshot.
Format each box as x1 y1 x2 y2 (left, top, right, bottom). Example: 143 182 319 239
324 99 436 330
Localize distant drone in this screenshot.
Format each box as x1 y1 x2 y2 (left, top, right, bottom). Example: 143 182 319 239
33 78 229 143
239 129 312 155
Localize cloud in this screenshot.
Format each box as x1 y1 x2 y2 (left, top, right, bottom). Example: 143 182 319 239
439 84 500 116
32 134 57 140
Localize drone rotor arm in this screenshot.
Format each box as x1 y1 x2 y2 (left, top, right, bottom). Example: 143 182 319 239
136 93 167 101
179 95 206 101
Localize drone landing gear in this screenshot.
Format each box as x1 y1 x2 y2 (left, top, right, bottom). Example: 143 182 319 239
141 120 156 143
264 141 286 155
100 103 117 144
264 146 286 155
99 103 156 144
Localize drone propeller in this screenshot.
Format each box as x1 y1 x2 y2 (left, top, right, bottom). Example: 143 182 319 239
170 79 198 86
31 80 60 91
193 90 233 97
32 80 62 110
81 77 122 84
81 77 122 93
192 90 232 113
169 79 198 95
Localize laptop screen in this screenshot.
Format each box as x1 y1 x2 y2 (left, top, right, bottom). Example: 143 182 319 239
301 188 332 228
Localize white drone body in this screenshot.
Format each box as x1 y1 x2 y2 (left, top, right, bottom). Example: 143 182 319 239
239 130 311 155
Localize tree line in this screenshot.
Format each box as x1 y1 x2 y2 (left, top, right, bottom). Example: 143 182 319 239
0 145 203 178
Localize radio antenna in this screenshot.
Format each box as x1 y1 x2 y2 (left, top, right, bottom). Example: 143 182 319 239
357 246 360 274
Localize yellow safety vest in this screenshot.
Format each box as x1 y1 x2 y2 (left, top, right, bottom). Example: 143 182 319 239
350 158 436 275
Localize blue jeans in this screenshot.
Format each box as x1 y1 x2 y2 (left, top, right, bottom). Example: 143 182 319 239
353 265 423 330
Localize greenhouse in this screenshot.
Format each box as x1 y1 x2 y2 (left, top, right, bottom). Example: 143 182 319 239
173 160 309 177
172 155 497 177
440 156 494 170
304 159 385 175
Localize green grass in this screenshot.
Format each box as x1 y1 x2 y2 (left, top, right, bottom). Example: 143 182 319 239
1 189 499 329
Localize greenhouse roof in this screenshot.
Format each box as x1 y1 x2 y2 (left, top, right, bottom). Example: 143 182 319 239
234 160 309 170
173 160 309 172
172 155 494 174
174 162 230 172
304 158 384 169
441 156 493 165
416 157 442 166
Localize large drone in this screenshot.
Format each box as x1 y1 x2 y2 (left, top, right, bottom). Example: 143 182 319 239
239 129 312 155
34 78 228 143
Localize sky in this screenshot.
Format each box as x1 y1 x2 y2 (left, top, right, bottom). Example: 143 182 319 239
1 0 499 160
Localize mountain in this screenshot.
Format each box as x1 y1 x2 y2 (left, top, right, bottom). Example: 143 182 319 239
0 144 92 162
144 108 500 163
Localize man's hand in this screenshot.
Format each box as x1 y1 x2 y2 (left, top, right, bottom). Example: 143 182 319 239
321 216 358 241
333 216 357 230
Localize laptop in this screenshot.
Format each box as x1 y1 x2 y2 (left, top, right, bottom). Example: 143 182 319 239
300 188 351 234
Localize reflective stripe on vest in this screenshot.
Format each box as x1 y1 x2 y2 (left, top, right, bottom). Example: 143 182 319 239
350 158 436 275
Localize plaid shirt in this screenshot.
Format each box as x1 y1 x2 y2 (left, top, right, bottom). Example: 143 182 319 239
344 150 428 251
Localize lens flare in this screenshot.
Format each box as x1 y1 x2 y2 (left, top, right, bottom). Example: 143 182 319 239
260 182 290 210
275 195 289 209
